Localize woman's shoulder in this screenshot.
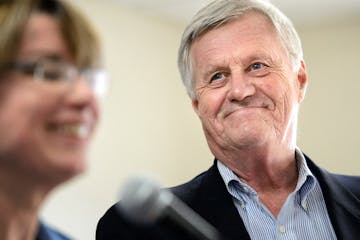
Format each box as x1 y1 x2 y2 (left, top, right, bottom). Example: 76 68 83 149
36 222 72 240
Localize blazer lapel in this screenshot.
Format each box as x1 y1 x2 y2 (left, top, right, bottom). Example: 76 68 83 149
192 161 251 240
306 156 360 240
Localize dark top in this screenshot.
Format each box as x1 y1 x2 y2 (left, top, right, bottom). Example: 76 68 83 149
36 222 71 240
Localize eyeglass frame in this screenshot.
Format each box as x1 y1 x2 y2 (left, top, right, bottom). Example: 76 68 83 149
0 59 109 97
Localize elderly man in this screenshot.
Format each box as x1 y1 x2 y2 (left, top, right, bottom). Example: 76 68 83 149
97 0 359 239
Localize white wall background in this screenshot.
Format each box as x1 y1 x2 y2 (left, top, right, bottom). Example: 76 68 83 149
40 0 360 239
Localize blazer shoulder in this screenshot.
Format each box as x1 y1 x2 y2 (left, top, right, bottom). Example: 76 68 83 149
332 173 360 199
169 163 217 204
304 154 359 198
170 171 207 192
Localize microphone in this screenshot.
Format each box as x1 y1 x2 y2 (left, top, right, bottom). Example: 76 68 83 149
117 176 225 240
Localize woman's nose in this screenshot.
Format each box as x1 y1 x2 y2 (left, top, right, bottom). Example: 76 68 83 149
66 75 97 109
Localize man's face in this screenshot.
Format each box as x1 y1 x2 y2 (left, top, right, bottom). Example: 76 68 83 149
190 12 307 154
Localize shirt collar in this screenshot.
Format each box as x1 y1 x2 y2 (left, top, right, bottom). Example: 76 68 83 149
217 148 316 205
294 148 316 205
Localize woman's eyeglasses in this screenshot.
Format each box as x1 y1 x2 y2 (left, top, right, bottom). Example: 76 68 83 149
0 59 109 97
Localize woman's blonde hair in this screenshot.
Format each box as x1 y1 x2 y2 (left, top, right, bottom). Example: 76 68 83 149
0 0 100 69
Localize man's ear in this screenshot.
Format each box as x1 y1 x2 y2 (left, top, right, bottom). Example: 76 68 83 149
192 99 199 115
297 60 308 103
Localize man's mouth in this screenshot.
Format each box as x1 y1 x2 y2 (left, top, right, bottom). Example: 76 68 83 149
222 97 275 118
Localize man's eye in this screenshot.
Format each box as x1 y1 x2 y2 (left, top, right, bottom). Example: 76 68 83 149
249 62 265 71
210 72 225 82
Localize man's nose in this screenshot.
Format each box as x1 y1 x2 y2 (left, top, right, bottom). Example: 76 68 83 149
226 72 256 102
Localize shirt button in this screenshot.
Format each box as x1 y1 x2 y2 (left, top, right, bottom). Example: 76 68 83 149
301 200 307 210
279 225 286 233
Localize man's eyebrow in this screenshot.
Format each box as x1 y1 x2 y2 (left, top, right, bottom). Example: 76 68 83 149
239 52 273 63
202 64 229 78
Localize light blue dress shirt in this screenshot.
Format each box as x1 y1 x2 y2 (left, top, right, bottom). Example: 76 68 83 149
217 148 337 240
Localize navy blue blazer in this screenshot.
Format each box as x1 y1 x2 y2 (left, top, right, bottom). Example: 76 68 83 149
96 156 360 240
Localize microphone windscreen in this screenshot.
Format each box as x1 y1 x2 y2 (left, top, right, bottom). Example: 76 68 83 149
118 176 173 224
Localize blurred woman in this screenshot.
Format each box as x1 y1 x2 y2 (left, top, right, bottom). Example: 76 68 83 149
0 0 108 239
